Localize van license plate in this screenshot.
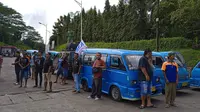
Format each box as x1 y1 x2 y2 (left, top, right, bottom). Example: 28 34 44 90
182 82 188 87
151 86 156 92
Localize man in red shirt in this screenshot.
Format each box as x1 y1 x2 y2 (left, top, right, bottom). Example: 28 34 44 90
88 52 106 100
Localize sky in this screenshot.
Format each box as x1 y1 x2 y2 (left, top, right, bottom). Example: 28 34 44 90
0 0 119 43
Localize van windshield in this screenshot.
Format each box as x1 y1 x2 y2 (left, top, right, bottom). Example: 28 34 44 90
125 55 142 70
165 53 185 67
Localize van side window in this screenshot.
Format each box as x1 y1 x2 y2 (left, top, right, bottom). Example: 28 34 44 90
83 54 107 66
110 55 126 71
152 56 163 68
197 63 200 68
83 54 96 66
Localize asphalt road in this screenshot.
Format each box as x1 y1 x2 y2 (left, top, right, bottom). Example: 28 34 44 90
0 57 200 112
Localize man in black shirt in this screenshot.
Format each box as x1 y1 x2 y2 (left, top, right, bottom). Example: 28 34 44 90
138 49 155 109
43 53 53 92
12 51 21 85
34 52 45 88
72 53 82 93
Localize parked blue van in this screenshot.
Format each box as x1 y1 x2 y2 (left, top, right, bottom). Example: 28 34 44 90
26 50 38 56
190 61 200 87
156 52 190 93
80 48 162 101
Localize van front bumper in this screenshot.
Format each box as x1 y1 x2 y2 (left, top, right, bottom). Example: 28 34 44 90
122 84 162 101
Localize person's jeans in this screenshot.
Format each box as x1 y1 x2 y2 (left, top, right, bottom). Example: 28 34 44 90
74 74 81 91
15 68 21 83
90 78 102 98
35 69 43 86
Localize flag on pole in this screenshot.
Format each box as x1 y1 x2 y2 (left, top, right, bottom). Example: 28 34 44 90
75 40 87 55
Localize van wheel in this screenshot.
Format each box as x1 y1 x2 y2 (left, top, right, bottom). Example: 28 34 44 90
162 89 165 95
111 86 122 101
82 80 89 92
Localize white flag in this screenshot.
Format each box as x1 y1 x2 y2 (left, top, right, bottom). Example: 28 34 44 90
75 40 87 55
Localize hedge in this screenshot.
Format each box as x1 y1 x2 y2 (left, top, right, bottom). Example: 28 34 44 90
86 37 192 51
56 37 199 67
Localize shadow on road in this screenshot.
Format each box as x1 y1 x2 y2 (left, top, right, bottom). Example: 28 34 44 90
176 90 192 97
101 93 163 108
191 88 200 92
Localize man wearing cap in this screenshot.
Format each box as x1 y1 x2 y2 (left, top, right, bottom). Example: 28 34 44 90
161 52 179 108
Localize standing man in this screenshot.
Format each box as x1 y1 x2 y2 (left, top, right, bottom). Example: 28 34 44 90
34 52 45 88
61 56 68 85
161 52 178 108
138 49 155 109
0 53 3 76
54 53 63 83
43 53 53 92
87 52 106 100
72 53 82 93
19 53 30 88
12 51 21 85
31 51 37 80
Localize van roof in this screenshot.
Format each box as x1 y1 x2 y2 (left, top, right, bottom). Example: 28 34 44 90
83 48 161 56
160 51 180 56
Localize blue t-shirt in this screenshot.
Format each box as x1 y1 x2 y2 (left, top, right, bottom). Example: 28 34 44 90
20 57 29 71
161 61 178 82
58 58 63 69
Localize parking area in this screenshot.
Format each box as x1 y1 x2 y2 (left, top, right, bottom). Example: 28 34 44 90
0 57 200 112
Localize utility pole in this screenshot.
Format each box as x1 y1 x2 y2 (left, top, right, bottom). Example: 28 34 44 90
156 0 160 52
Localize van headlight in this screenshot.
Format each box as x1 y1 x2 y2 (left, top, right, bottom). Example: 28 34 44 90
156 77 160 82
131 80 137 85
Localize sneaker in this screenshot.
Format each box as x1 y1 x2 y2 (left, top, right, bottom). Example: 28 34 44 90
170 103 177 107
165 104 170 108
72 90 76 93
95 97 100 100
33 85 37 88
87 96 92 99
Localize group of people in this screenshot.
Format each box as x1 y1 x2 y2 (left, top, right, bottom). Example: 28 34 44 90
12 51 54 92
138 49 178 109
10 49 178 108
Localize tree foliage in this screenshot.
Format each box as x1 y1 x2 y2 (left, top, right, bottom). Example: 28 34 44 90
50 0 200 47
0 2 44 50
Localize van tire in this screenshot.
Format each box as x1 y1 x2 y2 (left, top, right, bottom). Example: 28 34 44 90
111 86 122 101
81 80 89 92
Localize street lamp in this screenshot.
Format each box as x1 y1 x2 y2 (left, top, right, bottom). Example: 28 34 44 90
156 0 160 52
74 0 83 41
39 22 48 53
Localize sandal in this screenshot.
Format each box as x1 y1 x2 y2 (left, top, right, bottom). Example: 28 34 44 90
139 105 145 109
147 104 156 108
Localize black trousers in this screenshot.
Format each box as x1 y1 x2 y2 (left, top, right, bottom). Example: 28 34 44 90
35 69 43 86
91 78 102 98
15 68 21 83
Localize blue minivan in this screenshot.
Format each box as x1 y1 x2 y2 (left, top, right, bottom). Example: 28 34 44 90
155 52 190 94
80 48 162 101
190 61 200 87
